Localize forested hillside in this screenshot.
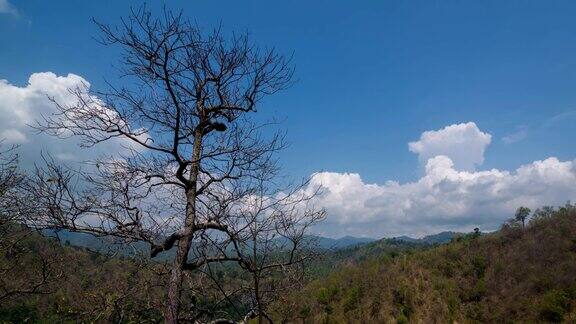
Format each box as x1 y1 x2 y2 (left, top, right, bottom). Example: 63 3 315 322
274 204 576 323
0 225 166 322
3 204 575 323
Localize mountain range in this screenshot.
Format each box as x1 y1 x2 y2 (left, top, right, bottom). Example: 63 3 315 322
44 230 458 256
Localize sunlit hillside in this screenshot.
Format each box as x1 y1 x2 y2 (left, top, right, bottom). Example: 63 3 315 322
275 205 576 323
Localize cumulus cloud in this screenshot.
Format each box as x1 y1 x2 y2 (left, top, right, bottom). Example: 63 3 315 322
408 122 492 171
0 72 140 168
309 156 576 238
3 75 574 240
308 122 576 238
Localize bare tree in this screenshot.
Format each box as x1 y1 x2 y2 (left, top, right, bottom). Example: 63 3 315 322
0 144 22 230
28 7 323 323
193 178 324 323
0 144 62 302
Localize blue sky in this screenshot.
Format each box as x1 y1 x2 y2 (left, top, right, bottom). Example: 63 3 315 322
2 0 576 237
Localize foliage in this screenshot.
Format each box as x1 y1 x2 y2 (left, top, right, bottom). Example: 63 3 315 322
3 204 576 322
275 204 576 323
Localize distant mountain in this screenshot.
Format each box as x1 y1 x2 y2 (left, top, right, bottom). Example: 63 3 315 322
43 230 157 257
314 235 376 249
392 231 460 245
44 230 376 257
43 230 107 250
46 228 459 254
392 235 420 243
421 231 460 244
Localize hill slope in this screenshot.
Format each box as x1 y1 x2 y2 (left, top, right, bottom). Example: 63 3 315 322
393 231 459 244
0 226 167 322
274 205 576 323
4 205 576 322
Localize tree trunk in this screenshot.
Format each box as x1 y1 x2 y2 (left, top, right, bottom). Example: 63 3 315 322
252 239 269 324
165 129 204 323
254 275 264 324
165 235 193 323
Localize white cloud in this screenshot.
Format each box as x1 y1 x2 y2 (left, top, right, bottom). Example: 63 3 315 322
0 72 140 168
0 0 18 16
408 122 492 171
3 75 574 240
502 126 528 144
308 122 576 238
0 129 28 143
309 156 576 238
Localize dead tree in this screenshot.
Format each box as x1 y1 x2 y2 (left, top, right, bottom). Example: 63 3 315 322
189 176 324 323
0 143 21 230
239 183 323 324
29 7 323 323
0 144 62 302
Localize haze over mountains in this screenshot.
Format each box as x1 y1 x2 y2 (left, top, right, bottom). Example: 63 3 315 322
45 229 459 255
392 231 459 245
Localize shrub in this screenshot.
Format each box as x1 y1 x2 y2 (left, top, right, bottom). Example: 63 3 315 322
393 286 414 320
469 278 486 302
539 290 570 322
471 255 487 278
0 305 38 323
316 286 338 305
342 287 361 312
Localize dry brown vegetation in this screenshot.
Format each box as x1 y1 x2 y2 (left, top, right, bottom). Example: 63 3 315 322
274 204 576 323
2 204 576 323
